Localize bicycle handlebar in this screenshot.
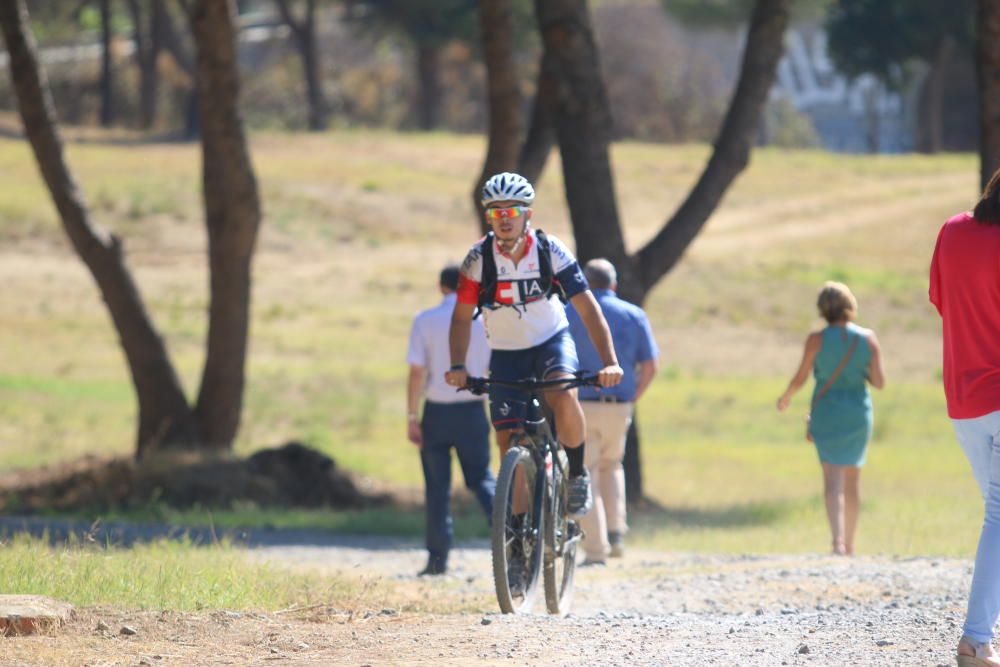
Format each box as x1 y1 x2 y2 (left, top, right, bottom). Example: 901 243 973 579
460 372 601 396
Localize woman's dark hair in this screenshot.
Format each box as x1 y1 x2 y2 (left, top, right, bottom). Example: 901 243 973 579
974 167 1000 224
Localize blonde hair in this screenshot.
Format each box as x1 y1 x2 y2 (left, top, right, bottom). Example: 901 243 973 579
816 281 857 324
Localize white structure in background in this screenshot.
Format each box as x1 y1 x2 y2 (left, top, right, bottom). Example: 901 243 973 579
774 27 911 153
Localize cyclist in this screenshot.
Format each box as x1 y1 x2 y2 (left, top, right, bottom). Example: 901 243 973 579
445 172 624 585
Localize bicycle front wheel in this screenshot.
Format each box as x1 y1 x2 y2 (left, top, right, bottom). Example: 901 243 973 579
491 439 544 614
543 459 579 615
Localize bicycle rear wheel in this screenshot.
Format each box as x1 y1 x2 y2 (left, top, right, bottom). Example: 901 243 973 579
491 439 544 614
543 457 579 615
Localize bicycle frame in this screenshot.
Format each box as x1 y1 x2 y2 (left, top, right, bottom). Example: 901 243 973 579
465 373 598 535
463 373 599 480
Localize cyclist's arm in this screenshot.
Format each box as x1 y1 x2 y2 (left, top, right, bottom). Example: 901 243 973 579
447 301 476 386
569 291 619 368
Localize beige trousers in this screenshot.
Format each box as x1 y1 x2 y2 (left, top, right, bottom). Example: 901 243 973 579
579 401 633 560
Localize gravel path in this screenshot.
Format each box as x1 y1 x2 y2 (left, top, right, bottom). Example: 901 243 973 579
250 538 972 666
0 518 972 665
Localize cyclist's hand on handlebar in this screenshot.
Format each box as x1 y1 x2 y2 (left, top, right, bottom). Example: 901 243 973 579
597 364 624 388
445 368 469 389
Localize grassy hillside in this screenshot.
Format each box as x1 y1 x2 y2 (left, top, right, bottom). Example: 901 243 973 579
0 127 982 555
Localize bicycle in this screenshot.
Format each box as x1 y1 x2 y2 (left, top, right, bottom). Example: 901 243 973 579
463 373 600 616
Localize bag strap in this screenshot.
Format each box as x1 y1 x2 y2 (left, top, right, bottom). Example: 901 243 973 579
474 232 497 319
534 229 565 302
811 332 860 410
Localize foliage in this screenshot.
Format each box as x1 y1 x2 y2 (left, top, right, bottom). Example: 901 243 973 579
23 0 92 42
824 0 975 89
661 0 758 27
5 1 799 142
342 0 480 48
764 96 820 147
595 4 732 143
661 0 831 28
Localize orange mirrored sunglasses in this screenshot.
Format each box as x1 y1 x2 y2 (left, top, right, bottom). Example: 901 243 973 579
484 205 527 220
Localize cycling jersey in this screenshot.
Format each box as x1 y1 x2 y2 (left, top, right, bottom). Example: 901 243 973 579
457 228 588 350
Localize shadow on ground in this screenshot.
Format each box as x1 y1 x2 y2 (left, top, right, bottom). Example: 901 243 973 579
629 496 796 530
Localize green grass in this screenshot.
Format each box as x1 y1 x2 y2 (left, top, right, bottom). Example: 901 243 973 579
629 375 976 556
0 127 984 558
0 535 362 611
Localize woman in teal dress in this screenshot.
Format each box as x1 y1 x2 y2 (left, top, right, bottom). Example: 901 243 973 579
777 282 885 555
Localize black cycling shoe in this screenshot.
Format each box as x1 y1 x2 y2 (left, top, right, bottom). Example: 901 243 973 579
567 470 594 517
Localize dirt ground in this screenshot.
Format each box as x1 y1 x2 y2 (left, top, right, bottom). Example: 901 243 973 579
0 539 972 666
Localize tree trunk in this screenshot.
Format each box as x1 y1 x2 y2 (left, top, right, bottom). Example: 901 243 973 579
300 28 327 131
99 0 114 127
979 0 1000 188
162 1 195 77
634 0 789 295
189 0 262 450
183 89 201 139
473 0 522 232
416 43 442 130
919 36 954 154
128 0 164 129
160 0 199 138
0 0 198 457
274 0 328 131
535 0 789 496
534 0 634 288
863 82 881 154
517 49 556 186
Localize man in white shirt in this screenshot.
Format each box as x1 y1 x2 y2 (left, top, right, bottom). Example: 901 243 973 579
407 265 494 576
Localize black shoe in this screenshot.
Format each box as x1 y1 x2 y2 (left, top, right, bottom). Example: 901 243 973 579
567 470 594 517
418 556 447 576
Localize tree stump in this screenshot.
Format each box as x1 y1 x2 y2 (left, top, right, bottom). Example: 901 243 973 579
0 595 75 636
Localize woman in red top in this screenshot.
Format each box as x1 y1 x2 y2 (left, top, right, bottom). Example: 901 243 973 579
930 167 1000 667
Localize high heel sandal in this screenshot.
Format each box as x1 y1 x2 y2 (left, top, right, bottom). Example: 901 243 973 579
957 636 1000 666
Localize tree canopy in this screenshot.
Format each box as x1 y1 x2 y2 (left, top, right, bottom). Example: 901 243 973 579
825 0 975 89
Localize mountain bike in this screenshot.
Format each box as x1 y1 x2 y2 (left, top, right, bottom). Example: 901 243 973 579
463 373 600 615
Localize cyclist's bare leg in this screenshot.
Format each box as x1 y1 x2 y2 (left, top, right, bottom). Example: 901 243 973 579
542 371 584 452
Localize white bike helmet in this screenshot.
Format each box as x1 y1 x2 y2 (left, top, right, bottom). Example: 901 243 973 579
481 172 535 206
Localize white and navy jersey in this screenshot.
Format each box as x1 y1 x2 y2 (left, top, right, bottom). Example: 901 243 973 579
456 228 588 350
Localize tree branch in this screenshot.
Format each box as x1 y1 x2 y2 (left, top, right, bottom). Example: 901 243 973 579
273 0 305 40
636 0 789 292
